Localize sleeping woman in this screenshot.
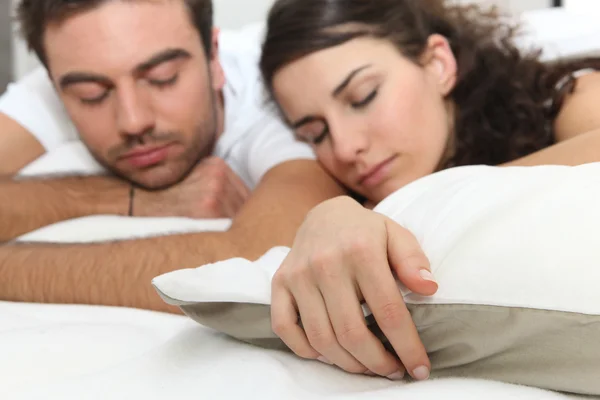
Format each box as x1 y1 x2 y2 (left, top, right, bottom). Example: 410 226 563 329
258 0 600 382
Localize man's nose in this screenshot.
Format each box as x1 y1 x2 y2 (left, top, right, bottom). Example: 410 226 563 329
115 84 155 138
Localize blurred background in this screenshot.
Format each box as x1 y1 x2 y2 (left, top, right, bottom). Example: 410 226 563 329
0 0 598 93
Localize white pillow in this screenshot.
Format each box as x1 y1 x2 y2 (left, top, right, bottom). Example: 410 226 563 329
18 141 105 178
153 163 600 395
18 215 231 244
518 8 600 61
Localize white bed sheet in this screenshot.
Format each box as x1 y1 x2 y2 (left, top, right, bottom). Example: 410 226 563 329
1 301 582 400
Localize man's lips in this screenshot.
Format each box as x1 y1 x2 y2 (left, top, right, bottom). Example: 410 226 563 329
358 155 397 187
119 144 173 169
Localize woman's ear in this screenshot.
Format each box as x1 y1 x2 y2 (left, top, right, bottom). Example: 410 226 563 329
208 27 226 91
421 34 457 96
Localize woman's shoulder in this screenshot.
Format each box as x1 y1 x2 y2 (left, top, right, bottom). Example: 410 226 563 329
552 65 600 141
553 67 598 93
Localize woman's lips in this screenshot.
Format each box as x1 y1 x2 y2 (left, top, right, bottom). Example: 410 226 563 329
358 155 397 188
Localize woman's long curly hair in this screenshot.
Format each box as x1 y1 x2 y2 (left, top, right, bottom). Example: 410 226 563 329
260 0 600 168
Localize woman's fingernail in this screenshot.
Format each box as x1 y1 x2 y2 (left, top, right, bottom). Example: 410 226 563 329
386 371 405 381
317 356 333 365
419 269 437 284
412 365 430 381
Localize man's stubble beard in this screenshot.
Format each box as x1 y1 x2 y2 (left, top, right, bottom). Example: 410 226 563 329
82 89 220 191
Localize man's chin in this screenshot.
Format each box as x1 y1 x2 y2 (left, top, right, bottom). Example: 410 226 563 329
129 175 182 191
102 156 197 191
113 168 185 191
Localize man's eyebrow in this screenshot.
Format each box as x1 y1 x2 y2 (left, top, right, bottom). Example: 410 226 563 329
59 73 112 90
134 48 192 74
332 64 373 97
58 49 191 90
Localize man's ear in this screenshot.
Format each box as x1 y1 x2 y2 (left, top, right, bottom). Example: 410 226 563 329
421 34 457 96
208 27 226 91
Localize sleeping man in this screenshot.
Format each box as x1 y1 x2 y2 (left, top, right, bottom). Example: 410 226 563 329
0 0 356 312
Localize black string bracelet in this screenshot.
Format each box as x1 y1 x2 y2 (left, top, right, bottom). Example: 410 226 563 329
128 185 135 216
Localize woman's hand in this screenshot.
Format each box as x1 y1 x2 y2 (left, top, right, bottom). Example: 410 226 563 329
271 196 437 381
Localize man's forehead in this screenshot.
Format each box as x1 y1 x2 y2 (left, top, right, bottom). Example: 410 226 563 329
44 0 201 75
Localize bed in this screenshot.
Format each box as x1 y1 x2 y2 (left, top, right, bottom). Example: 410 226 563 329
4 7 600 400
0 303 582 400
3 214 590 400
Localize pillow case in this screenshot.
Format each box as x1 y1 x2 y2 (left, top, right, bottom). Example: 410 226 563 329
518 8 600 62
18 141 105 178
153 163 600 395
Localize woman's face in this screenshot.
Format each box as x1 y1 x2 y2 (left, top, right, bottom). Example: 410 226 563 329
273 35 458 203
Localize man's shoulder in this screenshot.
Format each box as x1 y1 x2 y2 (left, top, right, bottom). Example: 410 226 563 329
213 23 316 187
218 22 266 97
217 22 273 153
219 22 266 60
0 67 78 151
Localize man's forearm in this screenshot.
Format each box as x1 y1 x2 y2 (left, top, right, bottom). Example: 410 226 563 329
0 160 346 312
0 175 130 242
0 232 232 313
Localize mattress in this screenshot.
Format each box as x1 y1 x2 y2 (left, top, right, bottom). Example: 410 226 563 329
0 301 584 400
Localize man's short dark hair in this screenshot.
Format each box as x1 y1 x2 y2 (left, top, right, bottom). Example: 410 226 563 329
17 0 213 67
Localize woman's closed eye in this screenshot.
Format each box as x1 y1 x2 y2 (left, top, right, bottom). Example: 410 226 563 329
310 125 330 145
351 87 379 109
296 119 330 145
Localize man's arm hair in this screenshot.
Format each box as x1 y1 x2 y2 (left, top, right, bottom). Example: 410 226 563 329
0 159 346 312
1 234 217 314
0 174 130 242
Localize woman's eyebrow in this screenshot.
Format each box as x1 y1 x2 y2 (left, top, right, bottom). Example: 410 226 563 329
291 65 373 128
332 64 373 97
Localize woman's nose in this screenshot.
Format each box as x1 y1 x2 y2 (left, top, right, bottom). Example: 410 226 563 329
330 122 369 164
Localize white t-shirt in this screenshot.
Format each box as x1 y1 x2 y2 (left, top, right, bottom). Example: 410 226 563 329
0 23 314 189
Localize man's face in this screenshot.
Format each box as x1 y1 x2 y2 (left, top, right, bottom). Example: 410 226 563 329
44 0 225 190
